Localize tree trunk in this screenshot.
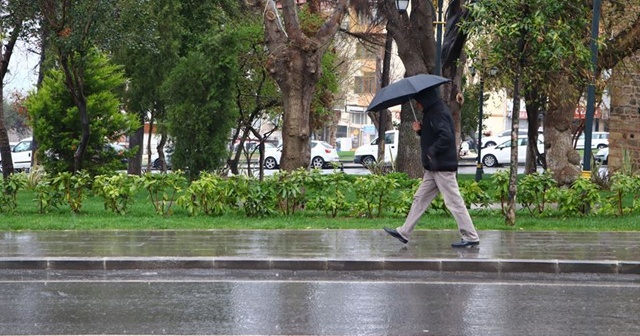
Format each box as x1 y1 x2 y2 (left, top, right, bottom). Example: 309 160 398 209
442 55 466 152
396 108 423 178
505 71 520 226
262 0 347 171
441 0 467 152
59 55 90 174
524 87 544 174
544 75 582 186
0 24 21 177
128 124 144 175
146 112 155 172
73 100 90 173
505 32 528 226
374 28 394 163
280 75 315 170
156 133 168 172
0 82 15 178
382 0 437 178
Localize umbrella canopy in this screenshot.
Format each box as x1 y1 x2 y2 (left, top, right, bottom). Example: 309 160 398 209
366 74 450 113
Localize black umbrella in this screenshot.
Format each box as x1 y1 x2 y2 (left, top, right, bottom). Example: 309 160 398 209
366 74 450 120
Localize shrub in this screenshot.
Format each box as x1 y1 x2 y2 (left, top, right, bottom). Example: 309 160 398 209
141 171 187 216
93 173 141 215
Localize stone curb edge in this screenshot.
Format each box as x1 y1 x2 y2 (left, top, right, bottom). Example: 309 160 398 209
1 257 639 274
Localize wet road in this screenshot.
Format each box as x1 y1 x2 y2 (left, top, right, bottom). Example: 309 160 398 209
2 269 639 335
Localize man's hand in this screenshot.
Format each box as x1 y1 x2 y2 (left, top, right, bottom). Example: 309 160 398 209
412 121 422 132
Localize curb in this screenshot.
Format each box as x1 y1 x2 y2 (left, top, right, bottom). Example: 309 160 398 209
2 257 639 274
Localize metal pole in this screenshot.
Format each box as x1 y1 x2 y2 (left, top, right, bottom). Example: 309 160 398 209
435 0 443 75
582 0 602 177
475 77 484 181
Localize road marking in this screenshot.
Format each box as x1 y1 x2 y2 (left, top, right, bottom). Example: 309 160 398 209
2 278 639 288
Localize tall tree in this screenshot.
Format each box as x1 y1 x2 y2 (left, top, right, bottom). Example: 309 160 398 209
463 0 640 185
261 0 348 171
227 19 281 177
162 27 240 180
26 50 139 175
111 0 181 175
38 0 124 173
379 0 438 178
0 0 37 177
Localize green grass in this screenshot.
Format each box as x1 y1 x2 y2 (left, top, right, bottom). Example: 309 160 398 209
2 187 639 232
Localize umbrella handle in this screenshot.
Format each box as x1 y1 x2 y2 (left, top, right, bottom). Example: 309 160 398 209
410 103 418 121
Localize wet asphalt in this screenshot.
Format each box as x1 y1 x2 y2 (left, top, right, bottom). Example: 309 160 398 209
2 230 639 335
2 269 639 335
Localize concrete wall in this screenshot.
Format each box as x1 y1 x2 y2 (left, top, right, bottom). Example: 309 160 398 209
608 52 640 171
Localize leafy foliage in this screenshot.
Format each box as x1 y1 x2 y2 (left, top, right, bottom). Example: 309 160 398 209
489 169 511 215
141 171 187 216
93 174 141 215
548 177 601 216
52 170 91 213
26 49 139 175
518 170 556 215
163 28 239 180
0 173 27 212
463 0 591 87
177 172 229 216
306 170 351 218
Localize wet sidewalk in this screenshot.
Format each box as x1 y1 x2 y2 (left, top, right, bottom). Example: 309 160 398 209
1 230 639 274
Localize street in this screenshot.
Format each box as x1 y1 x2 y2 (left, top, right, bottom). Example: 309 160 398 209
2 269 639 335
255 161 530 176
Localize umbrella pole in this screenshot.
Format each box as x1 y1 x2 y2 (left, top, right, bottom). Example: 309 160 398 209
409 103 418 121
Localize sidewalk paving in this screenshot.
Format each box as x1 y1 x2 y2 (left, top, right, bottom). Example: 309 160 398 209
1 230 639 274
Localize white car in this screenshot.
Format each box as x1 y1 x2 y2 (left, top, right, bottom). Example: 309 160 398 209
575 132 608 149
481 136 544 167
0 137 33 172
353 130 399 166
264 140 340 170
481 129 530 148
594 147 609 164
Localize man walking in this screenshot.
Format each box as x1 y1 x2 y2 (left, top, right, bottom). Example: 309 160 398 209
384 88 480 248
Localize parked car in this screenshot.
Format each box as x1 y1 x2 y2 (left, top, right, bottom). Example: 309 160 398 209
152 144 174 170
152 154 172 170
575 132 608 149
594 147 609 164
481 136 544 167
0 137 33 172
481 129 533 148
263 140 340 170
353 130 399 166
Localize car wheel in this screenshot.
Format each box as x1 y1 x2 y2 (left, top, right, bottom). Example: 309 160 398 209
482 154 498 167
152 158 162 170
597 144 607 149
310 156 325 169
361 155 376 166
264 157 278 170
484 141 497 147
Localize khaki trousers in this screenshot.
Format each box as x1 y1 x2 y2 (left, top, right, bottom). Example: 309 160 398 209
397 170 479 242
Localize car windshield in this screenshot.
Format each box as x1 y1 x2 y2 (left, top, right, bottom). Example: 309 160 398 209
13 141 32 152
316 141 333 149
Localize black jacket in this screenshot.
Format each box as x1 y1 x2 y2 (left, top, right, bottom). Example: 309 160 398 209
416 94 458 172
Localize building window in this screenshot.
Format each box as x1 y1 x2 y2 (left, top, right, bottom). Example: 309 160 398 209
337 125 348 138
349 111 369 125
356 44 377 59
354 72 376 94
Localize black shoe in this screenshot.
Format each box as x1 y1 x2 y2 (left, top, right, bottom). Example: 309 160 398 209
451 240 479 248
384 227 408 244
